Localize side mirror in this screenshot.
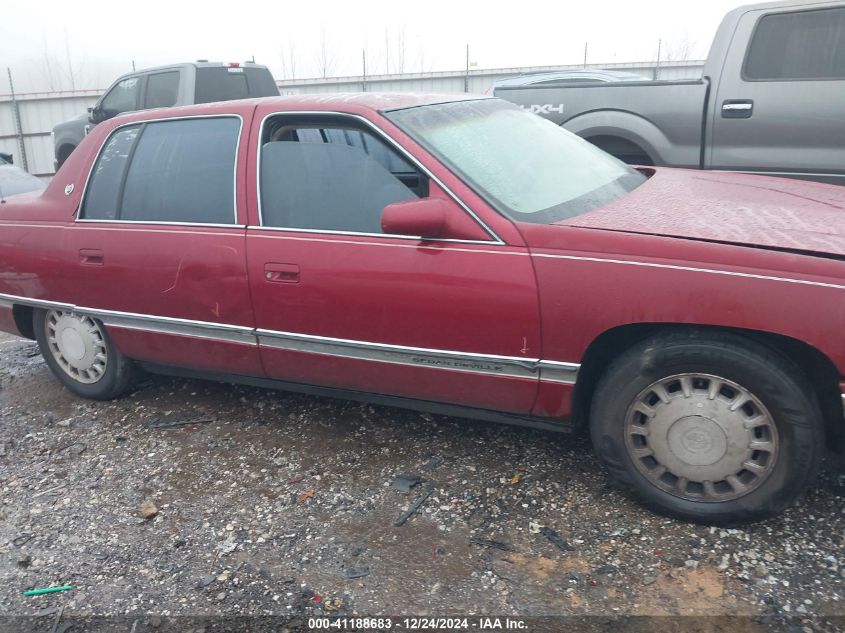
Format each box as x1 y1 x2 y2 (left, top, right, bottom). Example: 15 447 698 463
381 198 448 238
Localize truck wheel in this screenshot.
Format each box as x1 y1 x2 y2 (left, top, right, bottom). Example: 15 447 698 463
56 145 76 169
34 309 135 400
589 331 823 524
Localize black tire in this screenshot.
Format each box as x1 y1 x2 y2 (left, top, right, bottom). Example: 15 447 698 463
56 144 76 169
34 308 135 400
590 330 824 525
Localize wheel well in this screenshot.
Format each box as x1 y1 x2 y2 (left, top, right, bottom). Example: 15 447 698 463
12 305 35 340
584 134 654 166
573 323 843 451
56 144 76 167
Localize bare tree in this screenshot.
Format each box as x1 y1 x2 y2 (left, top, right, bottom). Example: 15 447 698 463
280 38 298 80
62 29 80 90
663 33 699 62
315 25 337 79
394 25 406 74
384 27 391 74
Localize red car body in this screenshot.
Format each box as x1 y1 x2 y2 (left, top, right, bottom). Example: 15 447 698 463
1 94 844 432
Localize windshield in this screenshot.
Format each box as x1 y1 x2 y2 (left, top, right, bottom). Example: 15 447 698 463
386 99 646 224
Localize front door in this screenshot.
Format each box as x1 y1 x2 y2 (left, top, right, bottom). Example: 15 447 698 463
246 111 541 414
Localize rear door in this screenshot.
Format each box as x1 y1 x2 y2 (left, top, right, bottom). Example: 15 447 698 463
245 109 542 414
63 113 261 375
710 4 845 183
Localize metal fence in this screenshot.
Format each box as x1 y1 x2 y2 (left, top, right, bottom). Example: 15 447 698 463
277 60 705 95
1 60 704 178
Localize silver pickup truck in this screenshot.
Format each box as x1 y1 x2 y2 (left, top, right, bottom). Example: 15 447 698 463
52 61 279 169
495 0 845 185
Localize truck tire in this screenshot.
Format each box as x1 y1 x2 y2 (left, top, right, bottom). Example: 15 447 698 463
34 308 135 400
589 330 823 525
56 144 76 169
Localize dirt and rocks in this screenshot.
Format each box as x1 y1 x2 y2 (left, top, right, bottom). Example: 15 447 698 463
1 331 844 631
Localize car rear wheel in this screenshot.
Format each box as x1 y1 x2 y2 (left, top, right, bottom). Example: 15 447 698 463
34 309 134 399
590 331 824 524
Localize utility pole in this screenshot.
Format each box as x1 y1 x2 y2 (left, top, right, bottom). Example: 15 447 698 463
362 49 368 92
6 68 28 173
583 42 588 68
653 38 662 80
464 44 470 93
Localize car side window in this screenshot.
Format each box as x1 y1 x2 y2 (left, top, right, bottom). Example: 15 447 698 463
82 117 240 224
81 126 141 221
259 119 425 234
144 71 179 109
100 77 140 116
745 7 845 80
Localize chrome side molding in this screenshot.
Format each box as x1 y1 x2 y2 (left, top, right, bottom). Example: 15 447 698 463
0 292 580 384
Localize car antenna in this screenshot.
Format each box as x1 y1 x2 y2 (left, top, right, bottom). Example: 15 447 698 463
0 184 5 204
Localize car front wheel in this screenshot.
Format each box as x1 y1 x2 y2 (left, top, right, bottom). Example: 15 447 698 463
34 308 134 400
590 331 824 524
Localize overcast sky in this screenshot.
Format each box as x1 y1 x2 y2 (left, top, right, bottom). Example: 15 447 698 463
2 0 742 93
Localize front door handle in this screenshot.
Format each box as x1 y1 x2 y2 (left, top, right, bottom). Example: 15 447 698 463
264 262 300 283
79 248 104 266
722 99 754 119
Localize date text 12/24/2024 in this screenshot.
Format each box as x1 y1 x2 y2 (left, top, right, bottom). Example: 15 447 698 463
308 617 528 630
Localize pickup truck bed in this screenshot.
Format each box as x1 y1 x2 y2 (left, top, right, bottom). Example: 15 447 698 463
496 0 845 185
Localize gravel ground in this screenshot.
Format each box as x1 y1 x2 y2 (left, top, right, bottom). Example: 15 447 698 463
1 331 844 631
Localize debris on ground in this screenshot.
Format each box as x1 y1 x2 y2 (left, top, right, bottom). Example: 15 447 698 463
469 537 512 552
298 490 315 503
390 474 423 493
23 585 72 596
139 500 158 519
196 575 215 588
539 527 574 552
422 455 443 471
394 481 436 526
151 416 214 430
345 566 370 579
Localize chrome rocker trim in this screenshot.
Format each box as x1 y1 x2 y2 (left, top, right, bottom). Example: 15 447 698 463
0 292 579 384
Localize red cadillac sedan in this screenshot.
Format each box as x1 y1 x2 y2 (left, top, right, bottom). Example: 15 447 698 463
1 94 843 524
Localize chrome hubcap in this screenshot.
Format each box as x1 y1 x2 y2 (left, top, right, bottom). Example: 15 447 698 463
624 373 778 502
45 310 108 384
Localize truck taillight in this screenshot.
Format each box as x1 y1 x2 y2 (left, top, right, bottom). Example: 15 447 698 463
226 62 240 68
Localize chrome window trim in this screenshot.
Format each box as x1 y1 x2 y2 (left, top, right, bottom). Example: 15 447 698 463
0 292 579 384
74 219 247 229
76 113 244 227
248 232 529 255
247 225 500 246
255 110 504 245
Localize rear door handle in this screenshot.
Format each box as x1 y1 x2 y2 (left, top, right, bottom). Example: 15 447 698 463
264 262 300 283
79 248 104 266
722 100 754 119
